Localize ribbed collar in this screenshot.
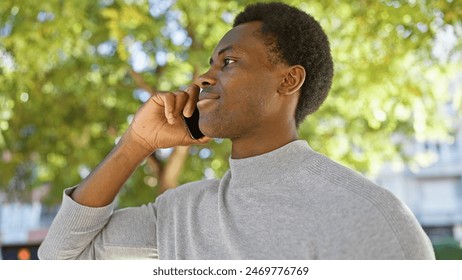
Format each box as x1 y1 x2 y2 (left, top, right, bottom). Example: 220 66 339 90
228 140 314 186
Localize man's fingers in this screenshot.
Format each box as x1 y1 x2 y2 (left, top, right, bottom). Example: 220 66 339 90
153 85 199 123
183 84 200 118
173 91 189 119
163 91 189 124
162 92 175 124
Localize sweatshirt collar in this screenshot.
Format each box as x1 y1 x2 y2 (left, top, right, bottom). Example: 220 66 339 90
228 140 313 185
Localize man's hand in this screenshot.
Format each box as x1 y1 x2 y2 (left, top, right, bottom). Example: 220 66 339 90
71 84 211 207
122 84 211 157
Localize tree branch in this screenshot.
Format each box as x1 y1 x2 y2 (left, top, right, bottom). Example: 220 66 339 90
128 68 156 96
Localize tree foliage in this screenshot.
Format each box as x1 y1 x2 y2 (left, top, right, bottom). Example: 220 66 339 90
1 0 461 206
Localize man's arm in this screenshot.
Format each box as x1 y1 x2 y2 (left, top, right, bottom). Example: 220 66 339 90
72 84 210 207
38 84 210 259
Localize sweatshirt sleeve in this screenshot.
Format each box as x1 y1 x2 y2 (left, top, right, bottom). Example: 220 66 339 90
38 187 158 260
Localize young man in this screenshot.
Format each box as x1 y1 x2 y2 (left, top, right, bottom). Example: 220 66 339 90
39 2 435 259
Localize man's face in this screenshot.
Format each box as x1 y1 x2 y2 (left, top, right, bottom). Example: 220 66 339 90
196 21 287 140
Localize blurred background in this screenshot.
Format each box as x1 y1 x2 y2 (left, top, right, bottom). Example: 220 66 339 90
1 0 461 259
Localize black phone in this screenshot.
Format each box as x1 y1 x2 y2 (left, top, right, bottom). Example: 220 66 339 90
182 107 205 139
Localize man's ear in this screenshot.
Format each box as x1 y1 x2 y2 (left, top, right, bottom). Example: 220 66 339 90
277 65 306 96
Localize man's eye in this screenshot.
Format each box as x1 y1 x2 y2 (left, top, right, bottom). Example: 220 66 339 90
223 58 236 67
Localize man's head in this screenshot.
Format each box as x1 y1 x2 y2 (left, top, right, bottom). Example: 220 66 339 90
196 2 333 144
233 2 334 126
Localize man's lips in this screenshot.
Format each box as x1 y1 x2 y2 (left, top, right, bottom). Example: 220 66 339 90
198 92 220 101
198 92 220 108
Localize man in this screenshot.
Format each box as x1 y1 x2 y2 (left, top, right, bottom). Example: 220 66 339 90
38 2 435 259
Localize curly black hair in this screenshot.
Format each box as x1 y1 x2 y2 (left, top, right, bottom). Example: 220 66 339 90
234 2 334 126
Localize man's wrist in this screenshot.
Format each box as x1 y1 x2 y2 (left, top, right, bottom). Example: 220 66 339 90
117 132 156 162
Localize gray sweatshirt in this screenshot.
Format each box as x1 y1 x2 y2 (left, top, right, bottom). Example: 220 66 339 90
38 140 435 259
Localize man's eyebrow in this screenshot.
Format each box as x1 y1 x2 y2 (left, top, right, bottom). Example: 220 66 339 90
209 45 235 65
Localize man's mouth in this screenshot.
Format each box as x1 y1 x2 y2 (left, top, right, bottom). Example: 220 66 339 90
198 92 220 108
198 91 220 101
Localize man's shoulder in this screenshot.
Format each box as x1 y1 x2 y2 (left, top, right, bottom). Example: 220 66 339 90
301 152 434 259
297 150 412 219
300 150 379 189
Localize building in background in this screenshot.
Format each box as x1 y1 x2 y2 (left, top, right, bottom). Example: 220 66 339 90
0 185 57 260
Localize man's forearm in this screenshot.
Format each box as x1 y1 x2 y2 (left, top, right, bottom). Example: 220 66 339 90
71 134 152 207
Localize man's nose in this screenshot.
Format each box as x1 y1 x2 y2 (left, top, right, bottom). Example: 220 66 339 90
196 69 216 88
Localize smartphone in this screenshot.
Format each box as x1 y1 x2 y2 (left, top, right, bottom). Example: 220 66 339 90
182 107 205 139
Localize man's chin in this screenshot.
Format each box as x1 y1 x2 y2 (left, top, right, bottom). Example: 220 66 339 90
199 123 228 139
